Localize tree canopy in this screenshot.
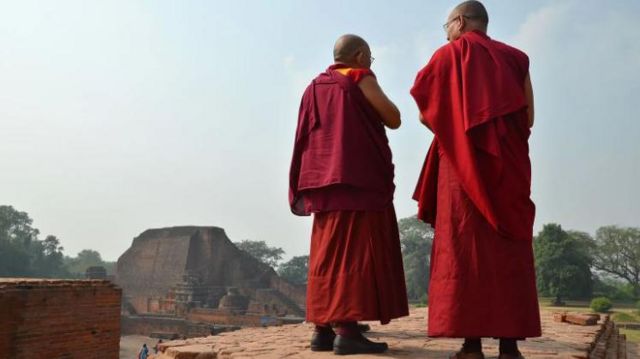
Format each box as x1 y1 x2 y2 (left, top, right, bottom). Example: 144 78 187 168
398 216 433 302
534 224 594 304
0 206 66 277
592 226 640 298
278 255 309 285
0 205 114 278
234 240 285 268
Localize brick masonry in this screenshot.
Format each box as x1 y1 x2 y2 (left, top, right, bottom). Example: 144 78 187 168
116 226 306 320
122 314 241 339
152 307 634 359
0 278 121 359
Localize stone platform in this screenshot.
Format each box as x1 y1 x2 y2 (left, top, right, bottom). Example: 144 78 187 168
152 307 630 359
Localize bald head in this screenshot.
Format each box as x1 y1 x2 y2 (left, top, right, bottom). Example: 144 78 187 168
445 1 489 41
333 34 371 68
451 1 488 30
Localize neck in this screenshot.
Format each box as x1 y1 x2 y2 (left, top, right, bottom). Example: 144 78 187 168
334 61 363 69
464 27 487 34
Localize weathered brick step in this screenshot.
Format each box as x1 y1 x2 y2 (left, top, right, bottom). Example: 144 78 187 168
151 308 627 359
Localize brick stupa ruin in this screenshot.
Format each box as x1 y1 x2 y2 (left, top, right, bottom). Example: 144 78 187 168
116 226 306 338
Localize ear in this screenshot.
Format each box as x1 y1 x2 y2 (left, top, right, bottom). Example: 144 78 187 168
355 50 365 66
457 15 466 32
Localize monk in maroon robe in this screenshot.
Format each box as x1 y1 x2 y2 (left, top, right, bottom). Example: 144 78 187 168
410 2 541 359
289 34 409 355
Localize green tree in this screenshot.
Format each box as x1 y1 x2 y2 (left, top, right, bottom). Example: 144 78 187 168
590 297 613 313
278 255 309 285
398 216 433 301
0 206 69 278
593 276 637 301
0 238 30 276
63 249 115 276
534 224 594 304
234 240 285 268
0 205 40 244
0 205 39 276
592 226 640 299
31 235 68 278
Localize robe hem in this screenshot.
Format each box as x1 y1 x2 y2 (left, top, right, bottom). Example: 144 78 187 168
307 311 409 326
427 332 542 339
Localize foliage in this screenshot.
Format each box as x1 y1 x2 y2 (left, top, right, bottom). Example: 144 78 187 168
234 240 285 268
0 205 115 278
63 249 115 276
31 235 68 277
612 311 638 322
592 226 640 299
0 206 68 278
0 205 39 276
398 216 433 301
593 276 637 302
277 255 308 285
534 224 594 303
590 297 613 313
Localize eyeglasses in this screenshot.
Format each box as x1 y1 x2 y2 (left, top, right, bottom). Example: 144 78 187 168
442 18 456 30
442 14 477 31
356 48 375 64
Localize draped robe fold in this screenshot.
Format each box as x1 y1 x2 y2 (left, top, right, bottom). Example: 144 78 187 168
410 31 541 337
290 65 408 324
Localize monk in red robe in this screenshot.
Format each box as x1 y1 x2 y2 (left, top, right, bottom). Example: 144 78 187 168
289 34 409 355
410 2 541 359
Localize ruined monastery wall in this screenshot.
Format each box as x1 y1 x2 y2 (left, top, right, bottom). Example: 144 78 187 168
0 279 121 359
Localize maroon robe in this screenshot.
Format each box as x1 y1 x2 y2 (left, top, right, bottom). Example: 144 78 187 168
410 31 541 337
290 65 408 324
289 65 395 215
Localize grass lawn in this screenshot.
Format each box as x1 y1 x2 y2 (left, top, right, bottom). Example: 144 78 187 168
538 297 640 344
538 297 639 309
411 300 640 343
621 328 640 343
612 311 640 322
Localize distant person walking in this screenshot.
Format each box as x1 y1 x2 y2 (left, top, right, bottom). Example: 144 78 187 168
138 343 149 359
154 339 163 354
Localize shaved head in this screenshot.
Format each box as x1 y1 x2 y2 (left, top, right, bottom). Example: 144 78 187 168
333 34 369 64
445 1 489 41
451 1 489 30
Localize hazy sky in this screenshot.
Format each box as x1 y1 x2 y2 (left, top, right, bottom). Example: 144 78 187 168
1 1 638 261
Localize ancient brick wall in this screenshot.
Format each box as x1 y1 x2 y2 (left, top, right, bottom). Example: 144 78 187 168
238 288 304 317
0 279 121 359
269 275 306 308
121 315 217 338
186 308 271 327
116 227 194 313
116 226 306 317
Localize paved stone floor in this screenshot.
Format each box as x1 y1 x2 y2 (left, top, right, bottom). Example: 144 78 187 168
628 342 638 358
151 307 632 358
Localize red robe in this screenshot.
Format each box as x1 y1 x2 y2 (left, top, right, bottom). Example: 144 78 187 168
289 65 395 215
290 65 408 324
410 31 541 338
